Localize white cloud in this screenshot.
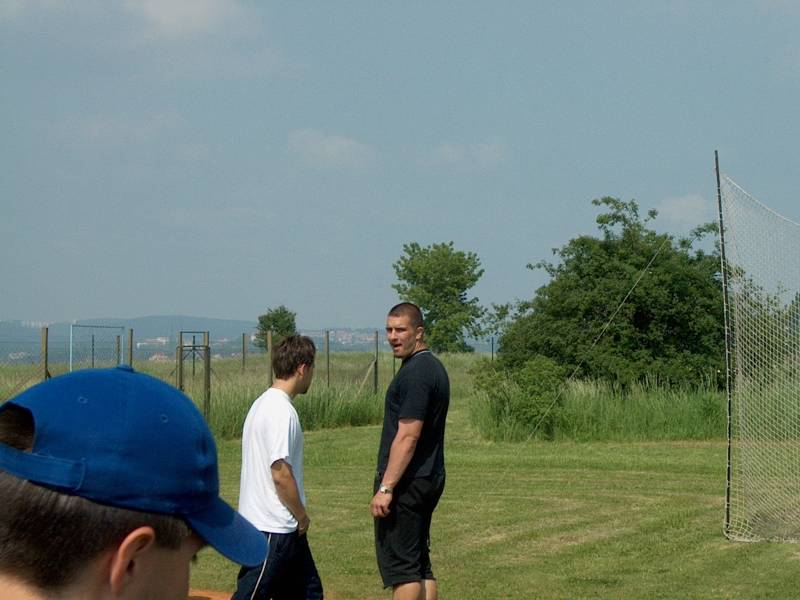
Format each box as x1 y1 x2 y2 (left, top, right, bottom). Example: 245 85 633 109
656 194 714 230
423 139 507 170
288 129 376 170
123 0 246 39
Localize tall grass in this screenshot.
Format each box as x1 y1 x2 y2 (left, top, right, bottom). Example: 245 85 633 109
470 377 726 442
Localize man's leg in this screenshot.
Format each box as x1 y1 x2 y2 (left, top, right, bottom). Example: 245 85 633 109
232 532 293 600
393 581 423 600
282 533 323 600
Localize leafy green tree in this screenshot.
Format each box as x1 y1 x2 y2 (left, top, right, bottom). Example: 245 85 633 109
392 241 485 353
254 305 297 349
498 197 725 386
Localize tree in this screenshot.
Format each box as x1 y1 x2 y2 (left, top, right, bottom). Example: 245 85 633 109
392 241 485 353
498 197 725 386
254 305 297 349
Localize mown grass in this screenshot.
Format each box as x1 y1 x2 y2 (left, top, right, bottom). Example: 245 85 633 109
3 353 799 598
191 397 799 599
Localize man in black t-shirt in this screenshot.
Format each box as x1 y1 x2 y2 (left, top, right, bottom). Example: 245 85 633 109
370 302 450 600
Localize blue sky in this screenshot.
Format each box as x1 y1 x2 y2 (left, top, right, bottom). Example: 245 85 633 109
4 1 800 328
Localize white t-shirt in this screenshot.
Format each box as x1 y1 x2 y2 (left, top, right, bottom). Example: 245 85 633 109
238 387 305 533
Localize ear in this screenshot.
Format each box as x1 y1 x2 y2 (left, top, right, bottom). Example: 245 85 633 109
108 526 157 595
415 326 424 341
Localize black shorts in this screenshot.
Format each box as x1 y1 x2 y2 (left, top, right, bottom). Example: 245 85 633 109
374 472 446 588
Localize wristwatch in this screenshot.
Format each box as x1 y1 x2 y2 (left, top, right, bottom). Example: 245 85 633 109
378 484 393 494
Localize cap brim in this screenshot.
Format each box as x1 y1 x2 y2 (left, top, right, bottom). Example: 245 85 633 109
185 497 267 567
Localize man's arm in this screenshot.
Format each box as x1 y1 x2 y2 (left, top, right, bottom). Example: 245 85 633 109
271 459 310 534
370 417 423 518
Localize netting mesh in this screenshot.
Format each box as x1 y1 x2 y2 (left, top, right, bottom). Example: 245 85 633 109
720 173 800 542
69 325 124 371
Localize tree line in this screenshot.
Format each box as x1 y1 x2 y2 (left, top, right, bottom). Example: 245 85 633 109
256 196 725 387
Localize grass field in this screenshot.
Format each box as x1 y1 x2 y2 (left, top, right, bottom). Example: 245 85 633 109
188 370 799 599
4 354 799 597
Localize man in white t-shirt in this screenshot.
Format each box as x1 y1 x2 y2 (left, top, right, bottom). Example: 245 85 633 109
232 335 324 599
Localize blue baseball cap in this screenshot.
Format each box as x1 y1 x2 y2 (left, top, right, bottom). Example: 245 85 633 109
0 365 266 567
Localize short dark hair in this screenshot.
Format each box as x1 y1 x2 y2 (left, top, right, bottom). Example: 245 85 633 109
272 335 316 379
0 405 190 591
388 302 424 330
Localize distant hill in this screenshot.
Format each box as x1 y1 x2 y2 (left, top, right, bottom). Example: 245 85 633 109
0 315 491 362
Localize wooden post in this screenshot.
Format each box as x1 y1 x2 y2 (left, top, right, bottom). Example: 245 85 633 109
325 330 330 387
373 330 379 394
41 327 49 381
203 345 211 422
267 330 273 386
127 329 134 367
242 333 247 373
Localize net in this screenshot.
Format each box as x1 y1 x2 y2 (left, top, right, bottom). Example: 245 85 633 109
69 325 125 372
720 173 800 541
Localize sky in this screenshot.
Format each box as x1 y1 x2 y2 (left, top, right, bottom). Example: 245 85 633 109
4 1 800 329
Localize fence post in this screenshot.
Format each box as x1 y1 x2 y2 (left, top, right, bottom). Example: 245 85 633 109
267 330 273 386
116 335 121 365
192 335 197 378
127 329 134 367
325 330 330 387
177 332 184 390
491 336 494 361
41 327 49 381
203 345 211 422
373 330 379 394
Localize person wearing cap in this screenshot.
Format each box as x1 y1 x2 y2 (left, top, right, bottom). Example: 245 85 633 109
370 303 450 600
232 334 324 599
0 364 266 600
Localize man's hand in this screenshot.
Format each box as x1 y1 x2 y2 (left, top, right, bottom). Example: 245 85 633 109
370 490 393 518
297 514 311 536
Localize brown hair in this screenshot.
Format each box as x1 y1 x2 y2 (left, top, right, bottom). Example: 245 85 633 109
388 302 424 330
0 405 190 591
272 335 316 379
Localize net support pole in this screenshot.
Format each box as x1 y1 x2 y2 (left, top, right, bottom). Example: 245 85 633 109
203 345 211 422
325 330 330 387
373 330 379 394
267 330 273 387
41 327 49 381
716 150 735 536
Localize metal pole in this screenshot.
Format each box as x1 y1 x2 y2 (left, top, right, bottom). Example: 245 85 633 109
716 150 735 537
91 334 95 368
41 327 49 381
177 332 184 390
242 333 247 373
373 330 379 394
116 335 121 365
192 335 196 378
267 330 273 386
491 336 495 361
325 330 330 387
127 329 134 367
203 346 211 422
69 323 73 372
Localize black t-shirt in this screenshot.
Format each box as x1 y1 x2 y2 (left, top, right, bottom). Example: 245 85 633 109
376 349 450 480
